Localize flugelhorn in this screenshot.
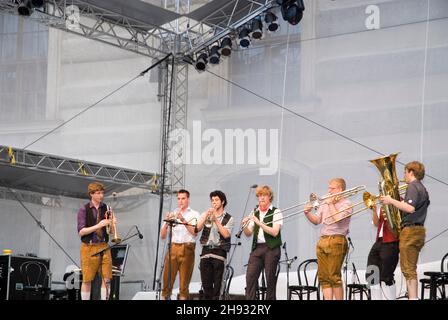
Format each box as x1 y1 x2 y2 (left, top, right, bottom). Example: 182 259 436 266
106 205 121 243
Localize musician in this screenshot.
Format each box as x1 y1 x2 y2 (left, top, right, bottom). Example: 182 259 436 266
366 204 399 300
77 182 116 300
304 178 352 300
160 189 200 300
195 190 234 300
380 161 429 300
242 185 283 300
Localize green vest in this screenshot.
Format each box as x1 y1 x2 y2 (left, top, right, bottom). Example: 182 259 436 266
251 206 282 251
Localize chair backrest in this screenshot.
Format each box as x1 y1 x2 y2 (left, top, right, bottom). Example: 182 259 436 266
441 252 448 272
20 261 48 288
297 259 318 287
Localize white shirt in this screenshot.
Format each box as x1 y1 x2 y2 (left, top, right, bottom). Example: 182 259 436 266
204 212 235 247
376 205 384 238
166 207 200 244
247 205 283 244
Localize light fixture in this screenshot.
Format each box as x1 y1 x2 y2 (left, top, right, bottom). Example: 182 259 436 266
220 37 232 57
278 0 305 26
250 18 263 40
238 27 251 48
264 12 279 32
209 45 221 64
195 52 208 72
17 0 44 16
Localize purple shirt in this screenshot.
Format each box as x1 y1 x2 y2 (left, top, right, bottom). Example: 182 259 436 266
77 202 104 243
316 198 352 236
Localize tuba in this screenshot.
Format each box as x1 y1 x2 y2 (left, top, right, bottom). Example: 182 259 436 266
369 153 402 237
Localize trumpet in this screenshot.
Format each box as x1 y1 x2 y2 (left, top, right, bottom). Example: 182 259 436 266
235 206 258 238
204 209 216 228
323 184 408 225
106 205 121 243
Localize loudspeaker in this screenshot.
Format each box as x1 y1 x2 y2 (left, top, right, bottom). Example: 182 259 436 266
0 255 50 300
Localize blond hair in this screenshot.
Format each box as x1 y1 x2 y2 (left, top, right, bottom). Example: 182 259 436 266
255 185 274 202
329 178 346 191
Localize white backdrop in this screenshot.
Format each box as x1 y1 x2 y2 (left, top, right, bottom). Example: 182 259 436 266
1 0 447 299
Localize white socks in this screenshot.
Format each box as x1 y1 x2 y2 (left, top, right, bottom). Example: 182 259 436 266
381 282 396 300
370 284 383 300
101 287 108 300
81 291 91 300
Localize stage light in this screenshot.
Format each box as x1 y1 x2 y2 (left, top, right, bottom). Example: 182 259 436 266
17 0 32 16
209 45 221 64
250 18 263 40
195 52 208 72
17 0 44 16
264 12 279 32
278 0 305 26
220 37 232 57
238 27 251 48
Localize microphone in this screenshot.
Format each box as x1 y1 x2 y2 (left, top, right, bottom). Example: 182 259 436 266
347 236 354 249
282 242 286 250
251 184 258 188
135 226 144 239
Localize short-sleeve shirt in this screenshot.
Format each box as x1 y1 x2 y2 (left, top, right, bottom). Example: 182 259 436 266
401 180 430 226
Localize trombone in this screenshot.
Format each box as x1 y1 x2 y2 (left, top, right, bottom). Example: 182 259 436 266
238 185 367 228
106 205 121 243
323 184 408 225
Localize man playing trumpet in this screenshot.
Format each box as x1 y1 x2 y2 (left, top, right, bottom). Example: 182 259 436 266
196 190 234 300
304 178 352 300
77 182 117 300
160 189 200 300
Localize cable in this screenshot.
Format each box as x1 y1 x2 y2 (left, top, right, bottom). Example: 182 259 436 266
7 186 79 267
21 53 172 151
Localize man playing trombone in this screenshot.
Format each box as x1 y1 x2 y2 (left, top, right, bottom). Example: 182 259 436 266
195 190 234 300
304 178 352 300
242 185 283 300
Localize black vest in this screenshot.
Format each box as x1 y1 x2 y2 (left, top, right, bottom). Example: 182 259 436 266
200 212 232 252
81 202 109 243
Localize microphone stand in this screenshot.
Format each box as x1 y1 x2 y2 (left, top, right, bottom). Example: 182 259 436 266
161 218 196 300
343 237 354 300
219 242 241 300
91 229 141 300
278 242 297 299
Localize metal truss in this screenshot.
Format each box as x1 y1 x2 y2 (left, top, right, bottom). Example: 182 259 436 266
182 0 277 56
0 186 63 208
1 0 277 58
159 60 187 194
0 145 158 189
0 0 178 58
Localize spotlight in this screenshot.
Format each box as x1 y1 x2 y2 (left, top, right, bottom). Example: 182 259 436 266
278 0 305 26
220 37 232 57
195 52 208 72
209 45 221 64
238 27 251 48
17 0 32 16
17 0 44 16
250 18 263 40
264 12 279 32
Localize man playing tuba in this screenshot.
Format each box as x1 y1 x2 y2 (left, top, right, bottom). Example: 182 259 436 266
380 161 430 300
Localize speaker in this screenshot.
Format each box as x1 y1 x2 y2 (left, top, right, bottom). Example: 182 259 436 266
0 255 51 300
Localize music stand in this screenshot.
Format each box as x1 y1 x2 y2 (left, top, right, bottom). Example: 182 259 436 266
109 244 130 300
